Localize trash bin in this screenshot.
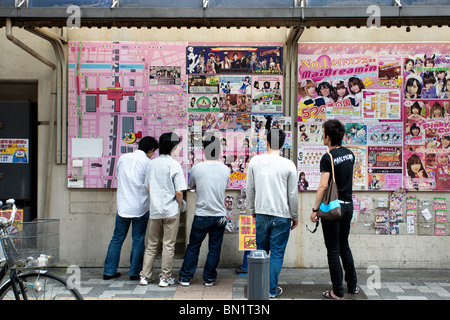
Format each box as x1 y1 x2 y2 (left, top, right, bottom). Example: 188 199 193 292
247 250 270 300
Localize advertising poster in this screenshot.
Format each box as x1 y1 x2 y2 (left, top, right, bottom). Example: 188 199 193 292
0 139 29 163
367 146 403 190
219 75 252 95
187 45 283 75
367 122 403 146
251 75 283 113
250 114 292 152
403 99 450 190
298 42 449 192
362 89 401 119
239 215 256 251
348 146 368 190
298 120 323 144
297 145 328 190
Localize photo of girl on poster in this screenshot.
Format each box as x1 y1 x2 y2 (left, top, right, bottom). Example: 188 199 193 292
347 76 365 106
405 153 433 190
404 74 423 99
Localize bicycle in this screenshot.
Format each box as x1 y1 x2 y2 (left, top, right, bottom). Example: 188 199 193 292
0 199 83 300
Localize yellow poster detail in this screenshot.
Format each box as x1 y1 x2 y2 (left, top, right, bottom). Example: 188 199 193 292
239 215 256 251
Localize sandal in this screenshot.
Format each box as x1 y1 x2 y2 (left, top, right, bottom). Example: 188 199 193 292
323 290 343 300
349 286 360 295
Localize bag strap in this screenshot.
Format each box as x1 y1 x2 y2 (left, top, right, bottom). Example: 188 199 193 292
327 151 336 182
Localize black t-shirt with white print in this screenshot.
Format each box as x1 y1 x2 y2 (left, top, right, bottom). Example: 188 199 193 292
319 147 355 202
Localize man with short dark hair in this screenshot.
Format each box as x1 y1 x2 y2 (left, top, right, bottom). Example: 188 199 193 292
246 128 298 298
311 119 358 299
178 133 230 286
103 136 159 281
140 132 187 287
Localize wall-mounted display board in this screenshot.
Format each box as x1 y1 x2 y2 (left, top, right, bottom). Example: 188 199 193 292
67 41 287 189
297 42 450 191
67 41 188 188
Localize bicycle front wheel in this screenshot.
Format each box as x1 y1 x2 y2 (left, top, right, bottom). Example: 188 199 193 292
0 271 83 300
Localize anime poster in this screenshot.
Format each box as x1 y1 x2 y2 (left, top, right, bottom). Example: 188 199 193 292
297 145 328 190
0 139 29 163
251 75 283 113
187 45 283 75
367 122 403 146
343 123 367 146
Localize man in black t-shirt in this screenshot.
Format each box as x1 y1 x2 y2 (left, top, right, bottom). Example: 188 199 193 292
310 119 358 300
319 145 355 202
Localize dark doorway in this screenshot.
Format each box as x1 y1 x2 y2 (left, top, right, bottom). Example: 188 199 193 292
0 81 38 222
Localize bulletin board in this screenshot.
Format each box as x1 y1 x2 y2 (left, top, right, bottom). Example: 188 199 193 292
67 41 288 189
297 42 450 192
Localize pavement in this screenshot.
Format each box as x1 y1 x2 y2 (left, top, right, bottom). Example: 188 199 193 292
71 267 450 301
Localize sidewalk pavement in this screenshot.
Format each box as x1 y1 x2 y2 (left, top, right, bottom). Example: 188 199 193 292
73 267 450 300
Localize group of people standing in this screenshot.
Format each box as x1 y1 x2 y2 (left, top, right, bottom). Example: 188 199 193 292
103 119 359 300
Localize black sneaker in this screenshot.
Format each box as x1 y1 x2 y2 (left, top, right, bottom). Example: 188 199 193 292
103 272 121 280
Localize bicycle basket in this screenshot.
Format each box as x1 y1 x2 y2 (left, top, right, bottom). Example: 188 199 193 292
0 219 60 269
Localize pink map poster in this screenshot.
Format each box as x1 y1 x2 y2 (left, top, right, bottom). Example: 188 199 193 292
68 41 188 188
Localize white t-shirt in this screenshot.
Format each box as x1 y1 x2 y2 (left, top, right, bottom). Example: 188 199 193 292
116 150 151 218
144 154 187 219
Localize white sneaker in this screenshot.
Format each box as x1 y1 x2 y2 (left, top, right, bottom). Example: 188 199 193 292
140 276 149 286
204 281 215 286
159 277 175 287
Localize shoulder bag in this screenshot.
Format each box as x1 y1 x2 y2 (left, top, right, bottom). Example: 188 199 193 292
317 151 341 221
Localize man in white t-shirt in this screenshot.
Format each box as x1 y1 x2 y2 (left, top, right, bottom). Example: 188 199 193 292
103 136 159 281
140 132 187 287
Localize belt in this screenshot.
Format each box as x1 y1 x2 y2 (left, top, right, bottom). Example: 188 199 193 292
339 200 352 204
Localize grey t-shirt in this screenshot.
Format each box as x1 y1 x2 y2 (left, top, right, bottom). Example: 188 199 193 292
189 161 231 217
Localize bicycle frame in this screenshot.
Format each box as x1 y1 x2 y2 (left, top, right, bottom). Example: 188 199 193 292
0 199 28 299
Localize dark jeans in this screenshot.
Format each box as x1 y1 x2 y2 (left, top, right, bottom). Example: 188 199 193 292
104 211 149 277
179 215 227 283
321 202 357 298
255 214 291 296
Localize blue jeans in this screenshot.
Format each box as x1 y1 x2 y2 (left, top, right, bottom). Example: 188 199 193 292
321 202 358 298
255 214 291 296
179 216 226 283
104 211 149 277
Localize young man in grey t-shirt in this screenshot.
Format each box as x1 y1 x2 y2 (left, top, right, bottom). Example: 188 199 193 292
178 133 230 286
246 128 298 298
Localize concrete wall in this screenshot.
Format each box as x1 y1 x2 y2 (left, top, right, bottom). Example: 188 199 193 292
1 25 449 271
